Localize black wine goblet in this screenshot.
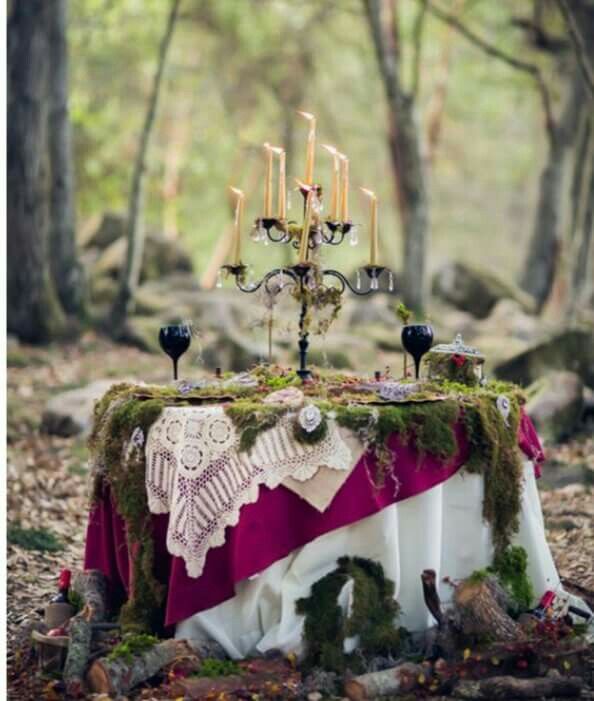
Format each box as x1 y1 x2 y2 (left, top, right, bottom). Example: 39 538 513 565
159 324 191 381
401 324 434 379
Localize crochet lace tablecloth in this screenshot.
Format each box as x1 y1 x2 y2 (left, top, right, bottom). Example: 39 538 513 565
145 406 353 578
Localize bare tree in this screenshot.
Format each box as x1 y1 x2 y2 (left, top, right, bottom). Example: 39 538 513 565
47 0 85 315
110 0 182 331
7 0 68 343
363 0 429 313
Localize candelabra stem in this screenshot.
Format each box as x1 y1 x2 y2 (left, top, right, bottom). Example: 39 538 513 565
296 298 312 381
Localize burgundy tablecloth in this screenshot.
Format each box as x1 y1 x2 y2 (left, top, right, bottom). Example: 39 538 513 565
84 410 543 627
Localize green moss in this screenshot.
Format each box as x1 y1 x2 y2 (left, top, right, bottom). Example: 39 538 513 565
296 557 406 673
194 658 241 677
7 524 63 552
491 545 534 611
225 401 289 452
333 400 459 484
466 568 490 584
89 389 167 633
107 633 159 664
463 396 523 553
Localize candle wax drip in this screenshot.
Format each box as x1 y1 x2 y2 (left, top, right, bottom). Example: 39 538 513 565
216 269 223 289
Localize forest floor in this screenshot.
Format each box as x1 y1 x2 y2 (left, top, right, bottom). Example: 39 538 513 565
6 333 594 699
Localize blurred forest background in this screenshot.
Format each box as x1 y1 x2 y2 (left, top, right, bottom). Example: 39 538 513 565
6 2 594 688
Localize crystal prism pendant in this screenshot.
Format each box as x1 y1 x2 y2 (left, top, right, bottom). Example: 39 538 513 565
216 269 223 288
350 226 358 246
356 269 361 291
388 270 394 292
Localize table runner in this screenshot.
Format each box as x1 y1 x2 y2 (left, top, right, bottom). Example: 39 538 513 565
84 410 543 627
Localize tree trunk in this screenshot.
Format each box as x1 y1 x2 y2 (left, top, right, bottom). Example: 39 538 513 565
47 0 85 316
7 1 67 343
110 0 181 331
568 106 594 316
363 0 429 313
520 60 586 311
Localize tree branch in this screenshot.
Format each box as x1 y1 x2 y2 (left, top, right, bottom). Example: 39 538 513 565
557 0 594 98
424 0 556 143
410 0 428 97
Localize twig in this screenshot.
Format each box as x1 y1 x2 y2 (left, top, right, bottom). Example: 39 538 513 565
557 0 594 98
424 0 556 143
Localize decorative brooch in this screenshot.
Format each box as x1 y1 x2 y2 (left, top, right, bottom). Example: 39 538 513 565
496 395 511 426
298 404 323 433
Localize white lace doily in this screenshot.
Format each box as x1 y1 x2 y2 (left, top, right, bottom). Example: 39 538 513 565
145 406 352 578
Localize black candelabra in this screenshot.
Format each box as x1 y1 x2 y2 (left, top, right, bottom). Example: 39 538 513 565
221 192 394 381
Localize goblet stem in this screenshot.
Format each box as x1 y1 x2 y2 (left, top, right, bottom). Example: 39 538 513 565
173 358 179 381
414 356 421 379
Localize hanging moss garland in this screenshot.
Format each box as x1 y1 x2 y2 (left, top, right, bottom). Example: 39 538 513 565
296 557 406 673
224 401 290 452
462 396 524 554
89 386 168 634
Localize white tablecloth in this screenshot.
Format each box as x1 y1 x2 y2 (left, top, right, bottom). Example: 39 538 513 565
176 462 585 658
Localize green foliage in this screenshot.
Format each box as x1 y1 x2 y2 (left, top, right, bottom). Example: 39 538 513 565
296 556 406 673
425 354 482 386
292 414 328 445
68 589 84 613
491 545 534 611
107 633 159 664
396 302 412 325
194 658 241 678
7 525 63 552
466 568 490 584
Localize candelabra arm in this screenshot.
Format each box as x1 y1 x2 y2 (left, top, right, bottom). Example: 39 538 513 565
322 266 386 296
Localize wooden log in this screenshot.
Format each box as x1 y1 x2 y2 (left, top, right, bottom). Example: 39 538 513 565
86 638 193 696
71 569 109 622
63 571 109 696
454 577 524 642
168 667 301 700
344 662 424 701
63 608 94 697
452 674 582 699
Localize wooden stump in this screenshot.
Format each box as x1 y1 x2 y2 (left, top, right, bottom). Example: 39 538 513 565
454 577 524 642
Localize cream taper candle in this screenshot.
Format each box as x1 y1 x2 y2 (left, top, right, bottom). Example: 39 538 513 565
230 187 245 264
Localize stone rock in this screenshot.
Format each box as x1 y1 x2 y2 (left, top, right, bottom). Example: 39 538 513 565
348 297 398 327
477 298 542 342
432 261 535 319
41 380 124 437
526 371 584 443
202 327 271 372
84 212 125 250
92 232 194 283
494 328 594 387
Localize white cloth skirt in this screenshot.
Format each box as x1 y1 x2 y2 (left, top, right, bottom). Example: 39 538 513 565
175 462 581 658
